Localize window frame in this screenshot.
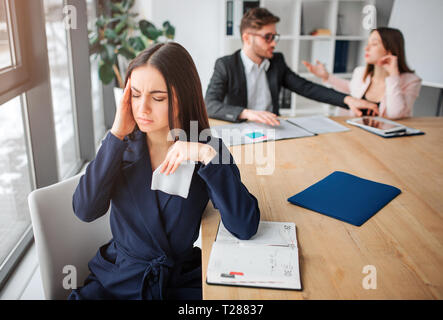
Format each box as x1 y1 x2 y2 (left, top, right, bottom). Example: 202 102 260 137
0 0 59 290
0 0 30 99
0 0 107 291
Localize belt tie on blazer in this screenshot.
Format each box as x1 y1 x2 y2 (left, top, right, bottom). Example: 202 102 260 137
116 242 194 300
115 242 174 300
140 254 174 300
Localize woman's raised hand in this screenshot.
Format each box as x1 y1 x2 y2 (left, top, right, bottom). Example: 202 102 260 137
302 60 329 81
160 141 217 175
110 78 136 140
378 54 400 77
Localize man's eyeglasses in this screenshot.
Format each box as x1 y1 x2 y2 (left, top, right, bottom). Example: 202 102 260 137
248 32 280 43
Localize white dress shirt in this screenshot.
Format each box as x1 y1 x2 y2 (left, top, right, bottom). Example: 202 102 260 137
240 50 273 112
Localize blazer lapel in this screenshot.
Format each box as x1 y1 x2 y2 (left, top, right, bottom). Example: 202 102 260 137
234 50 248 106
156 190 173 213
266 64 279 114
122 132 172 255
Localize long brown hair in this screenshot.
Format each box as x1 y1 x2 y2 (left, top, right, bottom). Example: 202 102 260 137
364 27 414 80
124 42 210 141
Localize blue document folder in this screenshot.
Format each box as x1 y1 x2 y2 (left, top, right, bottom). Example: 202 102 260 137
287 171 401 226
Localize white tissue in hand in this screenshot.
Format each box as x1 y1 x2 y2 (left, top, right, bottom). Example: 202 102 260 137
151 161 195 198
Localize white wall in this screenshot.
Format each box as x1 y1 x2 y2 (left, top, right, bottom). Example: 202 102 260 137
131 0 441 117
132 0 222 95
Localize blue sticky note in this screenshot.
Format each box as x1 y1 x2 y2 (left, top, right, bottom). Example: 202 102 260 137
245 131 265 139
287 171 401 226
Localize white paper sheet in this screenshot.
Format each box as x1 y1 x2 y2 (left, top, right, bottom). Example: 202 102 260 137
287 115 350 134
150 160 195 198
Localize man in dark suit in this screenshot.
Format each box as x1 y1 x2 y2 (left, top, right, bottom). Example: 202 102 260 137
205 8 378 125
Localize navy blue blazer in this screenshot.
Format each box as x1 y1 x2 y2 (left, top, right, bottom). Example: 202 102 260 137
68 130 260 300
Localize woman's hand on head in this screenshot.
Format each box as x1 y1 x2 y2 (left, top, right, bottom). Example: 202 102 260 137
378 54 400 76
111 78 136 140
160 141 217 175
302 60 329 81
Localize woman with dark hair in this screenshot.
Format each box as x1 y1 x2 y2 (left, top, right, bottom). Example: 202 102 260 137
68 42 260 300
303 27 422 119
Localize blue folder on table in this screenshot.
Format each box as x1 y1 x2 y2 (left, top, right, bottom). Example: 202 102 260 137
287 171 401 226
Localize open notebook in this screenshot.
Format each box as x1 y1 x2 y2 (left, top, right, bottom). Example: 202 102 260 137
206 221 302 291
210 116 349 146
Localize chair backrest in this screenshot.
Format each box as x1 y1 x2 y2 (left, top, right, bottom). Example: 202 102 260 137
28 173 112 300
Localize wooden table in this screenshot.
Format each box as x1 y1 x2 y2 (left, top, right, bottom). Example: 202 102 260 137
201 117 443 299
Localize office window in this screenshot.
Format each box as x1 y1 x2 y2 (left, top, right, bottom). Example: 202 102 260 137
87 0 106 147
1 0 101 290
0 0 28 98
0 0 13 70
90 55 106 146
0 95 33 270
44 0 81 178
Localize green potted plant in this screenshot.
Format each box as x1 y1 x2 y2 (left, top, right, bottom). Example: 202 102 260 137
89 0 175 104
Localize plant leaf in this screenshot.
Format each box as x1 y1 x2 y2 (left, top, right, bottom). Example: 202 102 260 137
99 60 115 84
89 32 99 46
147 26 163 41
123 0 135 11
139 20 156 38
128 36 145 52
140 34 149 49
109 2 124 14
118 30 128 42
100 43 116 62
96 16 106 28
118 45 136 60
115 18 127 34
165 24 175 39
104 28 118 41
106 16 121 25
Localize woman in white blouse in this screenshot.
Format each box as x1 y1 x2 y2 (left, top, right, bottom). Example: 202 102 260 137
303 27 421 119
